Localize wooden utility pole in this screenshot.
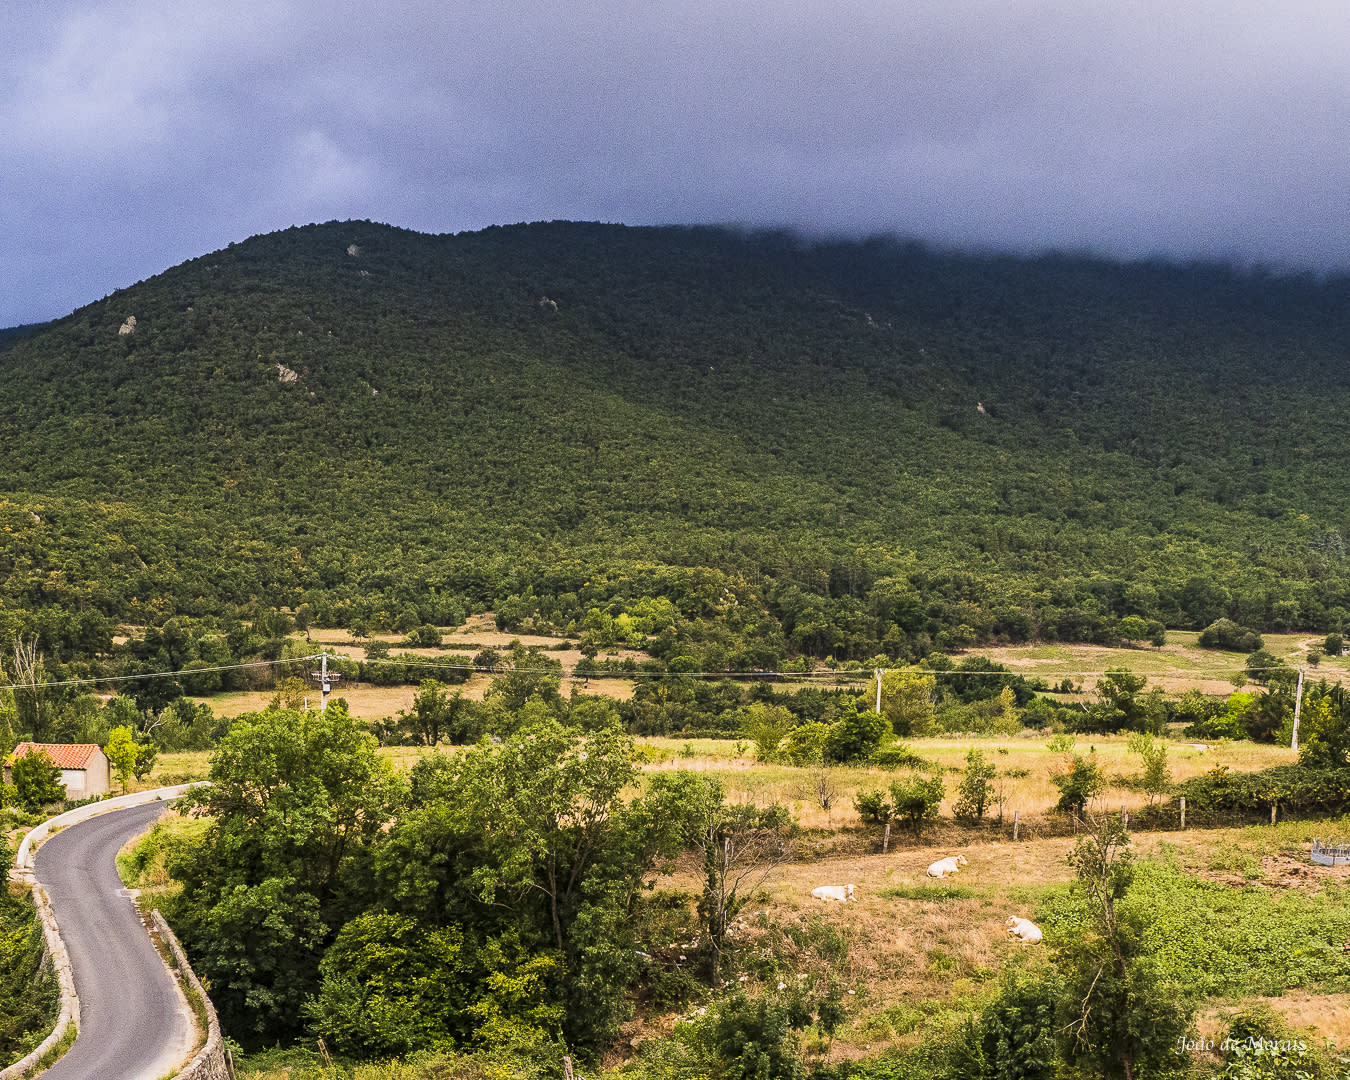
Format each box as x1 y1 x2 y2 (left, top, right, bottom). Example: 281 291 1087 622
1291 668 1305 751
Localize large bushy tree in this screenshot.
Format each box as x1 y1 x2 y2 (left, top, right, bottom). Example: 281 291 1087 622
169 703 402 1045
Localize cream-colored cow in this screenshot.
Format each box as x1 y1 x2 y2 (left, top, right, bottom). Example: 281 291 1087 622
925 855 968 878
1006 916 1042 944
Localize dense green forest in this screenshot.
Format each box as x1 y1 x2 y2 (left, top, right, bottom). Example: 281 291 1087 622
3 221 1350 666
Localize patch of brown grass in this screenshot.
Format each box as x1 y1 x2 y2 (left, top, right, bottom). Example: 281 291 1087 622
634 735 1295 828
1198 993 1350 1051
645 833 1077 1057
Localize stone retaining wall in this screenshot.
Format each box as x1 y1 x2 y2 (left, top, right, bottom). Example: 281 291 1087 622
0 884 79 1080
150 911 233 1080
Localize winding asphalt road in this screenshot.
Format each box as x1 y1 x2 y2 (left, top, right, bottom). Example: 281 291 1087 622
34 800 196 1080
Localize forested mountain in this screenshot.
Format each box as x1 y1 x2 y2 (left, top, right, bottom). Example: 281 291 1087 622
3 220 1350 662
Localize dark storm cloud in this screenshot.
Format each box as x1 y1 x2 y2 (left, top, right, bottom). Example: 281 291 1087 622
5 0 1350 325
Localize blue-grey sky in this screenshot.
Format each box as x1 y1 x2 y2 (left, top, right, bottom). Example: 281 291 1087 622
4 0 1350 326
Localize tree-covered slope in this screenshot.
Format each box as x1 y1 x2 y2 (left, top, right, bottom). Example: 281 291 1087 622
2 220 1349 657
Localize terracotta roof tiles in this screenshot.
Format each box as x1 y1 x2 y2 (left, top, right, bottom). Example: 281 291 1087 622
5 742 104 769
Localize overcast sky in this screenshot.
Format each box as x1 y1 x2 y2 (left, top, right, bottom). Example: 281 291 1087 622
4 0 1350 326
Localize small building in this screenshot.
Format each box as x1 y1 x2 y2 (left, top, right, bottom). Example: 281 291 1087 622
3 743 111 800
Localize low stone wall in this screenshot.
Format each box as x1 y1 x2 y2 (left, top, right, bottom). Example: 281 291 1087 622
2 783 218 1080
150 910 233 1080
11 783 205 881
0 884 79 1080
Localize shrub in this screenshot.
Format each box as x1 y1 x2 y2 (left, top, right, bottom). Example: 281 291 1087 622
970 968 1062 1080
1216 1002 1340 1079
871 742 932 770
953 749 996 822
744 703 794 762
0 839 57 1063
1180 689 1241 739
824 703 888 764
890 773 945 832
854 788 896 825
1172 763 1350 818
709 990 813 1080
781 722 830 766
1049 753 1105 816
1046 732 1075 753
1199 618 1263 653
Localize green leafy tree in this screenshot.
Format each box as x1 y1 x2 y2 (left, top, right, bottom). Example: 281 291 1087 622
1199 619 1263 653
1117 615 1148 644
880 669 937 737
954 748 997 822
11 750 64 811
170 703 403 1046
824 700 888 763
404 624 442 647
663 773 793 986
463 934 566 1053
304 912 472 1057
1056 816 1196 1080
1126 732 1171 807
385 720 693 1048
397 680 474 746
1244 649 1287 686
1092 669 1165 734
1296 686 1350 769
743 702 794 762
780 721 830 766
483 644 563 713
105 725 138 793
0 836 57 1062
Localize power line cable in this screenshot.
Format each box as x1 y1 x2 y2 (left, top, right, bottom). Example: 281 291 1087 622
0 654 324 695
0 648 1323 695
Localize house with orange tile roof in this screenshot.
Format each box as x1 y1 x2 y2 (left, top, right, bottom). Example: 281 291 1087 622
3 742 111 799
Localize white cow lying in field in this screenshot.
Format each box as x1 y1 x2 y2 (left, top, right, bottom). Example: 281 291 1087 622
1006 917 1042 944
810 884 856 902
926 855 968 879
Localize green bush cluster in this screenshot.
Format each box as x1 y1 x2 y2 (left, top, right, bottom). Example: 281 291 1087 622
0 841 58 1067
1172 763 1350 818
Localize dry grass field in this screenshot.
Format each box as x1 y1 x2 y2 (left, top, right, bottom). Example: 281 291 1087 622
637 734 1296 829
638 813 1350 1065
982 630 1350 698
306 612 648 672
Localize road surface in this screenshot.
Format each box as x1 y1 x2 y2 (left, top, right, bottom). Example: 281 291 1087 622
34 800 196 1080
